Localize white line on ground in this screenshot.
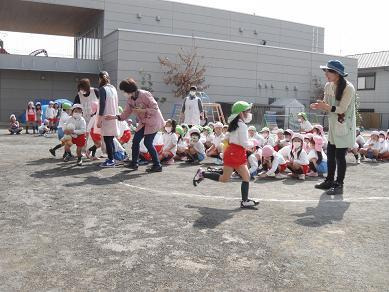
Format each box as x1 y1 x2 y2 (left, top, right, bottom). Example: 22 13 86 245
118 182 389 203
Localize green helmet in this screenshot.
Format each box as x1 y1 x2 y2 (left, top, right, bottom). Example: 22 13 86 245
228 101 252 123
175 125 184 136
62 102 72 110
204 126 213 133
298 112 308 121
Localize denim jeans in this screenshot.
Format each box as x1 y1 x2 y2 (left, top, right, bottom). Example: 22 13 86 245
132 127 160 167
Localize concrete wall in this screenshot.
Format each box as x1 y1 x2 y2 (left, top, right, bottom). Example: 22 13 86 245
0 70 98 122
26 0 104 10
357 68 389 128
104 29 356 117
103 0 324 53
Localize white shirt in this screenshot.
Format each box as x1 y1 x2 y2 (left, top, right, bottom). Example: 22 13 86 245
300 120 314 132
363 139 380 151
248 133 265 147
378 140 388 154
266 152 287 175
227 120 253 149
278 145 291 160
356 135 365 148
247 154 259 174
140 132 163 153
287 147 309 165
191 140 206 156
212 133 225 147
262 135 275 147
45 107 55 119
58 111 70 129
307 149 328 162
162 132 178 155
66 116 86 136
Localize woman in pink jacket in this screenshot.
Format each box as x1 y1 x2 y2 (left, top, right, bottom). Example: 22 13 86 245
105 78 165 173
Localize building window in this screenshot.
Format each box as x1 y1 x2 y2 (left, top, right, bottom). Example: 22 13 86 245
357 73 375 90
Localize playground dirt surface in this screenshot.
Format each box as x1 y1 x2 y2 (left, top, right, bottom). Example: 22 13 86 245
0 131 388 291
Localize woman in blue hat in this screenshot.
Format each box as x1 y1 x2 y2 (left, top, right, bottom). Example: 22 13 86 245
310 60 356 195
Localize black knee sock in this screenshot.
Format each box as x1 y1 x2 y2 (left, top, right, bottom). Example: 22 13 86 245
241 181 249 201
203 172 220 181
53 144 63 151
89 145 97 157
354 154 359 160
309 161 317 172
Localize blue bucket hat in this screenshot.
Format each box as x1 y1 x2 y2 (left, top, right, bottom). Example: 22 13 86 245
320 60 348 77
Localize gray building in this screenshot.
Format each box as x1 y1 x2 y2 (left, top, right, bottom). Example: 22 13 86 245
348 51 389 129
0 0 357 123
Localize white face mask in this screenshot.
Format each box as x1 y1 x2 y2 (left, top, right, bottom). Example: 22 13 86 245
73 112 82 119
243 113 252 123
189 91 196 97
165 126 172 133
379 138 385 143
293 141 302 149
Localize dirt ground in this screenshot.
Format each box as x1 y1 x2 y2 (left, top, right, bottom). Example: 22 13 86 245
0 130 388 292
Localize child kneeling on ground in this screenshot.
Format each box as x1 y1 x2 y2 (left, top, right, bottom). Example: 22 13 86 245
9 114 23 135
185 127 206 164
259 145 288 179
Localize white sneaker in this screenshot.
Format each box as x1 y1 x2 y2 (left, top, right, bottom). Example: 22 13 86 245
266 172 275 178
275 173 287 179
298 174 306 180
240 199 259 208
356 158 361 164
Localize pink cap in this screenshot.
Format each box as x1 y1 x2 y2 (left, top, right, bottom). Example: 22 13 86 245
313 135 324 151
262 145 275 157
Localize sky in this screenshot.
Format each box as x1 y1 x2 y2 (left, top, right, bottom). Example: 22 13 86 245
1 0 388 57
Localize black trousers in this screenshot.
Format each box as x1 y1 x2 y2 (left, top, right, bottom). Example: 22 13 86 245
104 136 114 161
327 142 348 184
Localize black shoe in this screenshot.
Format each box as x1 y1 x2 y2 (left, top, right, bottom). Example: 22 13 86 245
49 149 56 157
315 180 334 190
146 165 162 173
127 163 139 170
326 183 343 195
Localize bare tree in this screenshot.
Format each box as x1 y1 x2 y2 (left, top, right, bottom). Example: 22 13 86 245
158 47 209 98
311 76 325 103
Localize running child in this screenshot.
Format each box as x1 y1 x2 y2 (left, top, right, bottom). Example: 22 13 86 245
49 102 72 157
193 101 259 208
64 104 86 166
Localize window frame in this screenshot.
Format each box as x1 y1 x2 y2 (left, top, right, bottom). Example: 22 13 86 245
357 73 376 91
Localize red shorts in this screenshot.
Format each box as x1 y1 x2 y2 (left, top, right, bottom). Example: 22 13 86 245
223 143 247 168
143 145 163 161
274 145 280 152
90 128 101 143
72 134 86 147
48 118 55 123
119 130 132 144
279 163 288 172
27 114 36 122
301 165 310 174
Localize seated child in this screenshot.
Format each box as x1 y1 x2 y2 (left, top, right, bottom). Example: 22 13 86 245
286 133 309 180
248 126 265 146
222 124 228 135
206 122 225 164
312 124 328 152
64 104 86 166
38 119 50 136
279 129 294 149
307 136 328 177
202 126 214 149
260 127 275 147
360 131 380 162
8 114 23 135
297 112 314 133
175 125 188 160
378 131 389 161
185 127 206 163
139 131 164 163
259 145 288 179
273 128 284 151
160 119 178 164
